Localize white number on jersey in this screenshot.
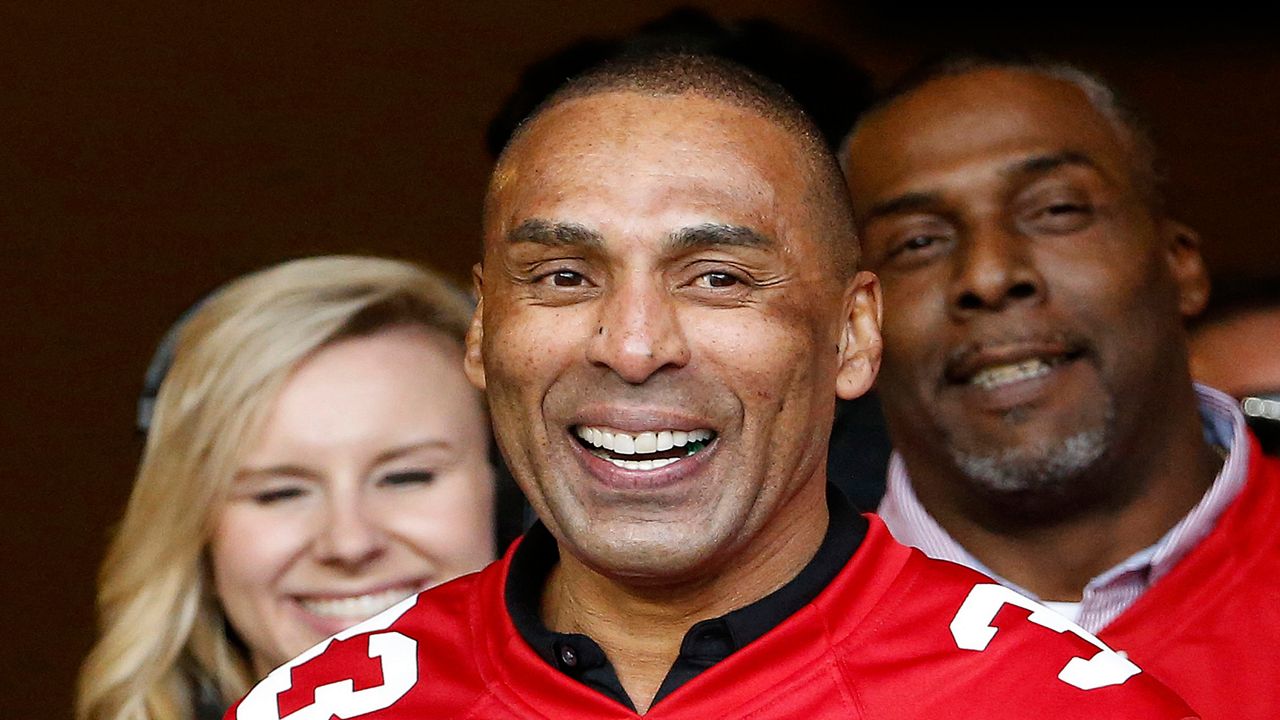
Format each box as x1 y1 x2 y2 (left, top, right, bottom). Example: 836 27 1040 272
236 594 420 720
950 584 1141 691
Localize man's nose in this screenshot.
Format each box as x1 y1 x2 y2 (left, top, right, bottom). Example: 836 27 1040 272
948 223 1045 317
585 274 691 384
313 494 387 568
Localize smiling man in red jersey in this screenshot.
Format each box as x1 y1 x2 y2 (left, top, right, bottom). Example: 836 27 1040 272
226 53 1197 720
842 57 1280 719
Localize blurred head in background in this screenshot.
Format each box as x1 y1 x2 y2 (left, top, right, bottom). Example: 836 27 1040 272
1190 279 1280 453
78 256 502 720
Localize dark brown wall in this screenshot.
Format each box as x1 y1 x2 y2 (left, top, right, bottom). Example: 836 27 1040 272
5 3 1277 716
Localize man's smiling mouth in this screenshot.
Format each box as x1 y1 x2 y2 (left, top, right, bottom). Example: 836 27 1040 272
970 357 1064 390
945 337 1088 392
574 426 716 470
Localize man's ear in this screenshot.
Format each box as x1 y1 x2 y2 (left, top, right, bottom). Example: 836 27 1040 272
1163 220 1210 319
464 263 487 391
835 270 883 401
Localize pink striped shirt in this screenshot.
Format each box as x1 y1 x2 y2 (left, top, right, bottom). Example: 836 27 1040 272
878 383 1250 633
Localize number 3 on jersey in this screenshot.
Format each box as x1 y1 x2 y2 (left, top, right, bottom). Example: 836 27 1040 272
950 584 1141 691
236 595 420 720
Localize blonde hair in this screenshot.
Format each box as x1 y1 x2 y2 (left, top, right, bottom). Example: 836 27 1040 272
77 256 476 720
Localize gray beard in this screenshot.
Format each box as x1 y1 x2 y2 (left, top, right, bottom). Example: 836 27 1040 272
948 416 1113 496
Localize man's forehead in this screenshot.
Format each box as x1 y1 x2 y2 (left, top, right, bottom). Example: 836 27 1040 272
864 69 1121 143
486 91 806 238
847 69 1131 200
504 90 796 169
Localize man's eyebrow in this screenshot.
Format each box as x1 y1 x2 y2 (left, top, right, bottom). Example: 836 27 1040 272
1005 151 1098 180
668 223 775 251
507 219 604 248
864 191 942 222
863 152 1102 223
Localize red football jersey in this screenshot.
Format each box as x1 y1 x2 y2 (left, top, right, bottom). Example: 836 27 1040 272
228 517 1197 719
1098 437 1280 719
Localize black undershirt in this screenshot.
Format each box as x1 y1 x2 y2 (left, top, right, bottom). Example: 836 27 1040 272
505 486 868 711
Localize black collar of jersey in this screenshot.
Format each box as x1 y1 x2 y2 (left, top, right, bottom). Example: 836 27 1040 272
505 484 868 711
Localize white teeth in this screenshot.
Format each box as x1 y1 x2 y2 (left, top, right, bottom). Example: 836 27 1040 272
634 432 657 454
613 433 636 455
605 456 681 471
576 425 715 452
971 359 1052 390
299 587 417 619
575 426 716 471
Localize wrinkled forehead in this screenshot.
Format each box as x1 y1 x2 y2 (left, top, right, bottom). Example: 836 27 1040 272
846 69 1134 203
485 91 811 242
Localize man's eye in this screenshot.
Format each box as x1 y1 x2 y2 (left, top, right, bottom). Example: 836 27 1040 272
890 235 942 257
1027 201 1094 233
546 270 587 287
695 271 741 288
382 470 435 486
1045 202 1088 216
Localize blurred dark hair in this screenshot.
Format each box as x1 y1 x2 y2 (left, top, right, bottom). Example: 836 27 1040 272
485 7 874 157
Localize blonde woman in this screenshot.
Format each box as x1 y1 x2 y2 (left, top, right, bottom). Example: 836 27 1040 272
78 256 513 720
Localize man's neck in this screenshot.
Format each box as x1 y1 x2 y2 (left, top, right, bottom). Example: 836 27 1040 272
906 391 1222 602
540 482 829 714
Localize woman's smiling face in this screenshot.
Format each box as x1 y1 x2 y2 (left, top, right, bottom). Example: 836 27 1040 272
210 325 496 675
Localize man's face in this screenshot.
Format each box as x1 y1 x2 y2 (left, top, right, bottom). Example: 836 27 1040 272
844 70 1205 503
470 91 879 583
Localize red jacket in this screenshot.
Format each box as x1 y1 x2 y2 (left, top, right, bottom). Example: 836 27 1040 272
229 516 1196 719
1099 438 1280 718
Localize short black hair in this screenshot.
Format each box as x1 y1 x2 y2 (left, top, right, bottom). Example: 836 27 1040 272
844 53 1166 213
485 8 873 157
535 51 823 152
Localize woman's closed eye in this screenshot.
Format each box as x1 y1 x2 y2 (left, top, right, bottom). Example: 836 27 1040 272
250 484 308 505
380 470 436 487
